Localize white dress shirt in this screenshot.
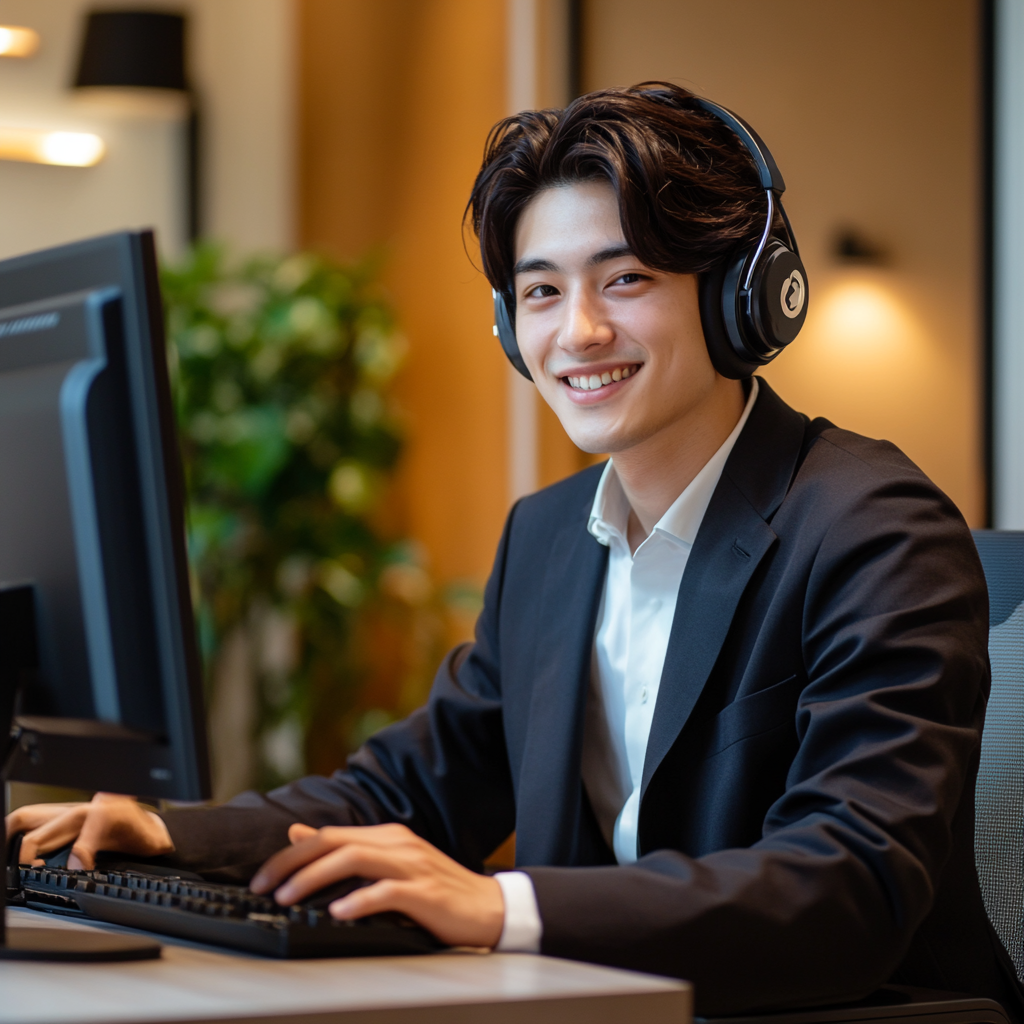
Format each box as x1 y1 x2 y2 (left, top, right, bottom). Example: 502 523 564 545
494 379 760 951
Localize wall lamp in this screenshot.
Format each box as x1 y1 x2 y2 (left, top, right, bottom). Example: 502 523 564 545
0 25 40 58
0 21 102 168
0 127 105 167
833 228 890 266
72 10 199 238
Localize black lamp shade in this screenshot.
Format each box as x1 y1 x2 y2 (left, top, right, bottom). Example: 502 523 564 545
74 11 187 91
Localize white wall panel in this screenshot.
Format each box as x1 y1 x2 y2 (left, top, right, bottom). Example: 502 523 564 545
0 0 294 264
995 0 1024 527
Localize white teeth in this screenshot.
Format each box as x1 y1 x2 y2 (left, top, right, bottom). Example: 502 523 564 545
566 365 637 390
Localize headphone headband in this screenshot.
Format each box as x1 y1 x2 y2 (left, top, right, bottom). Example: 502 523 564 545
691 98 786 195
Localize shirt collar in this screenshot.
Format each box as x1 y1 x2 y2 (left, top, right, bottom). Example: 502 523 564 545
588 377 760 549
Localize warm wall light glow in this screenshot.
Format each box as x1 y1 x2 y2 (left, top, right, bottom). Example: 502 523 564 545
72 86 189 121
0 127 105 167
0 26 40 57
40 132 105 166
814 277 919 352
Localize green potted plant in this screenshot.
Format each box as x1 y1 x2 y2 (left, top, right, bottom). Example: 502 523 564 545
162 244 417 794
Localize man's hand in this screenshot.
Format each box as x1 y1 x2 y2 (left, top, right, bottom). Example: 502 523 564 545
250 823 505 948
5 793 174 870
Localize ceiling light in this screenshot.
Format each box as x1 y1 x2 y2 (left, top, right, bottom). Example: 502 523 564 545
0 25 40 58
0 127 106 167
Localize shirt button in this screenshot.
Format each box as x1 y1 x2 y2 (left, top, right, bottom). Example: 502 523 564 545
650 599 661 612
640 687 648 704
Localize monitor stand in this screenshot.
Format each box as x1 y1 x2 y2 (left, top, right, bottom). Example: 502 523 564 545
0 584 160 961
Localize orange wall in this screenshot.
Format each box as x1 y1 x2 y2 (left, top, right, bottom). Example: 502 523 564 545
298 0 510 588
583 0 984 524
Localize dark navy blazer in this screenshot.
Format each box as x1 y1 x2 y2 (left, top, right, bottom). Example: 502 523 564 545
163 380 1023 1017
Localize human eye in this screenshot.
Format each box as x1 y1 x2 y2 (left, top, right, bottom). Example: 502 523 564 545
611 271 648 286
525 282 559 299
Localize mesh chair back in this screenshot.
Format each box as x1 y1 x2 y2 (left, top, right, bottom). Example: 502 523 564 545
972 529 1024 981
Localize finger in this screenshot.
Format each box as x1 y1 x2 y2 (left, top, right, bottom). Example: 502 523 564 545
72 803 143 868
6 803 81 836
328 874 505 949
317 824 415 848
328 878 409 920
18 808 89 863
252 825 417 894
251 834 342 894
274 844 415 906
67 848 93 871
288 823 318 845
67 811 104 868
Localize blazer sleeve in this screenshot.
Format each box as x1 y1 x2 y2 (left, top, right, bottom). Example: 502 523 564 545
521 464 990 1015
160 507 520 882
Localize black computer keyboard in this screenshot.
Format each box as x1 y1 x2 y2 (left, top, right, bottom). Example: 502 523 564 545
11 864 443 958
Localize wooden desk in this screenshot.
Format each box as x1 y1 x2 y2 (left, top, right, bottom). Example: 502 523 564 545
2 909 691 1024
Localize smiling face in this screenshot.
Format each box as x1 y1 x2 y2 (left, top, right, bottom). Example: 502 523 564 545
513 180 740 461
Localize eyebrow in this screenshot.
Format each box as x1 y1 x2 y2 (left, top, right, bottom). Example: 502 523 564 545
586 244 635 267
512 243 637 277
513 257 558 275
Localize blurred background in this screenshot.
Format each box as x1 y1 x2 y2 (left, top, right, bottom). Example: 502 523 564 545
0 0 1017 806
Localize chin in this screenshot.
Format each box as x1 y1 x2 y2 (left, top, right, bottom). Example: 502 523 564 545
563 424 630 456
549 396 648 457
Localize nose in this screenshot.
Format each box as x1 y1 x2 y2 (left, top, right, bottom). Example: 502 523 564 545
559 286 612 353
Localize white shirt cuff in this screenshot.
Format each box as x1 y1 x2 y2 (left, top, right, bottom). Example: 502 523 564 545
494 871 542 952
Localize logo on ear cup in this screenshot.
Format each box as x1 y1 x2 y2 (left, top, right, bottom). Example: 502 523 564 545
780 270 806 319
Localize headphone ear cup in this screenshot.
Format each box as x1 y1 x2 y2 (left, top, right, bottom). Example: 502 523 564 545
746 241 808 351
492 290 533 381
698 258 762 379
700 239 808 379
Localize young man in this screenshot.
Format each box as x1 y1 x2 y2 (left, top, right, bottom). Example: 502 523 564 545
9 84 1019 1018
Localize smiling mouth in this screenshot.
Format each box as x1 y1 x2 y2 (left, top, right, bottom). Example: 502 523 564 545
563 363 642 391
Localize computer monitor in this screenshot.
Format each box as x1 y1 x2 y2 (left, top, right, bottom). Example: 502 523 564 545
0 230 210 804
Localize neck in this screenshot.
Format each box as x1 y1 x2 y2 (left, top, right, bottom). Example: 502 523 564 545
615 378 747 552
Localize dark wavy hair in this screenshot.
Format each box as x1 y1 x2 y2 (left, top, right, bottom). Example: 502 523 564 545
467 82 770 307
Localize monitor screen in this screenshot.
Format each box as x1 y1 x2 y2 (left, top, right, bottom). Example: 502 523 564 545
0 231 209 802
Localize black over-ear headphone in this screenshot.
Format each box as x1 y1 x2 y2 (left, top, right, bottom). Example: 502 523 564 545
491 97 808 381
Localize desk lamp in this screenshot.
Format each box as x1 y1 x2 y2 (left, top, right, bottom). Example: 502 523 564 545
72 11 200 240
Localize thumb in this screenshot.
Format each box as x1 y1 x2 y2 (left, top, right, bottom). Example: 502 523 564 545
69 801 120 870
288 823 318 845
68 842 96 871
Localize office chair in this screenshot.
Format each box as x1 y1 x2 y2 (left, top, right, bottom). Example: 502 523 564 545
973 530 1024 983
701 530 1024 1024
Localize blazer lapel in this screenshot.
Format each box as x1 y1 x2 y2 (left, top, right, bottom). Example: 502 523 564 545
640 380 808 804
515 509 608 867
